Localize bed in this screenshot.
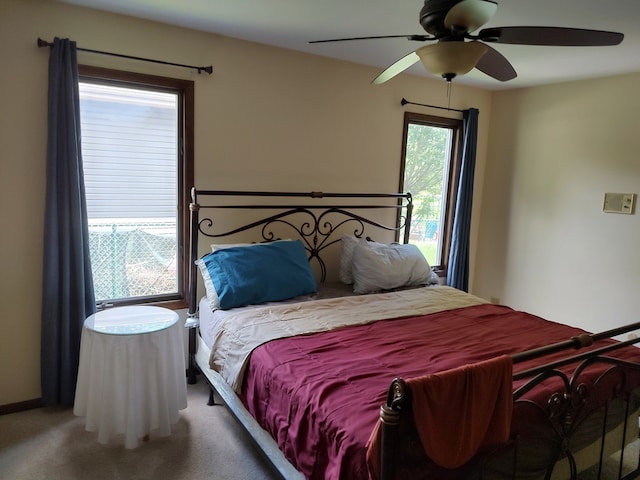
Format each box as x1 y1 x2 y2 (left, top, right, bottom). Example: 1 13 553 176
186 188 640 480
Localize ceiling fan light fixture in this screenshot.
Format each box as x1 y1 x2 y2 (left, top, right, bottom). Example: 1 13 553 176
416 41 488 79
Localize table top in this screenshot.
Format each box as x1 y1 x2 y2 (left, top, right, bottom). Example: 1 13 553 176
84 305 179 335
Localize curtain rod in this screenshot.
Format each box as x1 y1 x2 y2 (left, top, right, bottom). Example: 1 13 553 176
37 38 213 75
400 97 467 113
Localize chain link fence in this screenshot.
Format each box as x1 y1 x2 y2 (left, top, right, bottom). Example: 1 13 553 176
88 221 177 301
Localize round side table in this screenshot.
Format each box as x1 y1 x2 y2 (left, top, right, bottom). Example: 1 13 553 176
73 306 187 448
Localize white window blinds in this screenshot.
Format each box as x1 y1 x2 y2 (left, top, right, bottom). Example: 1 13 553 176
79 83 178 220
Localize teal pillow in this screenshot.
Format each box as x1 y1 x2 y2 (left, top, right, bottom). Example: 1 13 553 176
199 239 317 310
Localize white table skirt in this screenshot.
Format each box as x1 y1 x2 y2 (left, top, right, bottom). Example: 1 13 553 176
73 307 187 449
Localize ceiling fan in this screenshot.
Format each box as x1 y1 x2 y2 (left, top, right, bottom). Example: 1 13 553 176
309 0 624 84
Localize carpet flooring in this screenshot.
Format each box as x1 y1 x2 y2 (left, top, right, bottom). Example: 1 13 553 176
0 379 280 480
3 380 638 480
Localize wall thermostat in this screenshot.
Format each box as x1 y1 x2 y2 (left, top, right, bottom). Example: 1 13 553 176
603 193 636 214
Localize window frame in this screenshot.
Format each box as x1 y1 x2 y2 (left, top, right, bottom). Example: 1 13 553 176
78 65 194 310
398 111 463 278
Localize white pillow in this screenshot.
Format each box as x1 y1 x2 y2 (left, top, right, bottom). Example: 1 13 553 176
210 238 292 252
339 235 360 284
352 239 437 294
210 242 252 252
195 257 221 310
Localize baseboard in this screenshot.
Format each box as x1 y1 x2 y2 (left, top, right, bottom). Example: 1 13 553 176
0 398 44 416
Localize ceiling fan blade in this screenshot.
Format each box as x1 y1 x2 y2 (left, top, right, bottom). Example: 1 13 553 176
372 51 420 85
474 44 516 81
309 34 433 44
444 0 497 32
478 26 624 46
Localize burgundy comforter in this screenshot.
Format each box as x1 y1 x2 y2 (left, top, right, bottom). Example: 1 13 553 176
240 303 640 479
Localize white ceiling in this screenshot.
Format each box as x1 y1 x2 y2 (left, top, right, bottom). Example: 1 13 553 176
59 0 640 90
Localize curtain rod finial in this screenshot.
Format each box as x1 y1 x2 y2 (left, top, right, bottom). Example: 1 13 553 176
37 38 51 48
199 66 213 75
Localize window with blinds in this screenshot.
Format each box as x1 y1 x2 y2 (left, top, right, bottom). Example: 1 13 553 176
78 67 193 307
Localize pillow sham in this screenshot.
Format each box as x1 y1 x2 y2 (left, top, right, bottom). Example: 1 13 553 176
339 234 360 284
351 239 438 294
196 239 317 310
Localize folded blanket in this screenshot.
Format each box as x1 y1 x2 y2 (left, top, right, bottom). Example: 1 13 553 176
367 355 513 478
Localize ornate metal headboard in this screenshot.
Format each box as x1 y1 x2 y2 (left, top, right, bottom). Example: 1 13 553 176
187 188 413 312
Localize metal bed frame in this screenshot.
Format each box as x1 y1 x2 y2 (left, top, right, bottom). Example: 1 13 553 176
185 188 414 478
185 188 640 480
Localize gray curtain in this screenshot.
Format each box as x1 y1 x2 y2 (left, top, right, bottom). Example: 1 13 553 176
446 108 479 292
41 38 96 406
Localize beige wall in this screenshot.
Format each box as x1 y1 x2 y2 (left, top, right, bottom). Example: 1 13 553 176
0 0 492 404
5 0 639 409
475 73 640 335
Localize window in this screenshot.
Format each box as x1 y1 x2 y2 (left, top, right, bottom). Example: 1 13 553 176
399 112 462 276
78 66 194 308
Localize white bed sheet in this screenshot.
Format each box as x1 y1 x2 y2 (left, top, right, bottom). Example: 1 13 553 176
198 281 356 349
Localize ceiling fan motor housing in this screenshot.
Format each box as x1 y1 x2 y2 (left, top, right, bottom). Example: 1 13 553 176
419 0 466 35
